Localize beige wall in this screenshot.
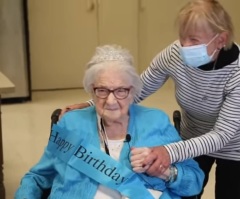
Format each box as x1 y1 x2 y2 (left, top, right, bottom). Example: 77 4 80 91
219 0 240 42
29 0 139 90
28 0 240 90
138 0 187 72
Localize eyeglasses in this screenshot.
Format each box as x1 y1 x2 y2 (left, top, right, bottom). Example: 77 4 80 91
93 87 131 99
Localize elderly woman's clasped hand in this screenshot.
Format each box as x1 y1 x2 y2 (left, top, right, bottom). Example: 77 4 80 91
131 147 152 173
131 146 171 179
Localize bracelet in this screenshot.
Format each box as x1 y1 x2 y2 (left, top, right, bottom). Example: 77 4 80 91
165 165 178 183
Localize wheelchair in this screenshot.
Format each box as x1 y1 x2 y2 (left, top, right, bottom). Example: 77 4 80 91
41 109 182 199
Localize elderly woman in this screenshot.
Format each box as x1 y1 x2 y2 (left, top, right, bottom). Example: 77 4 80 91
15 45 204 199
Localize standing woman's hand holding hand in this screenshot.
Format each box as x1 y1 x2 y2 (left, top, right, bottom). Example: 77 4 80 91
143 146 171 176
131 147 173 180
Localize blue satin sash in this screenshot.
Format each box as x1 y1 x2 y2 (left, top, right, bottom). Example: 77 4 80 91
47 124 154 199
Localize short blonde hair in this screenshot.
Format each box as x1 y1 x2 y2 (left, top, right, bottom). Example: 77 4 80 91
176 0 234 49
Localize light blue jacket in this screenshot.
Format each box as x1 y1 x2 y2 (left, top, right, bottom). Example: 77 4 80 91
15 104 204 199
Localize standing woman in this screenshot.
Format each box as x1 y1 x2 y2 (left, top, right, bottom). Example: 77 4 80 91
132 0 240 199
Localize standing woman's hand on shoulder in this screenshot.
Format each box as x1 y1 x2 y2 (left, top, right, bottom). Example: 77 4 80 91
59 102 90 119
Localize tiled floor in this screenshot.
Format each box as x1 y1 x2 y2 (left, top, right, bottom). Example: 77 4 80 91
2 80 214 198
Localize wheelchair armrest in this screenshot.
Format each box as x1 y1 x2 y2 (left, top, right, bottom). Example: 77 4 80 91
173 110 181 134
51 108 62 125
43 108 62 199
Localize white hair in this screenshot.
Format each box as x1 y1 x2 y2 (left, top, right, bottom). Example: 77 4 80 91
83 45 142 97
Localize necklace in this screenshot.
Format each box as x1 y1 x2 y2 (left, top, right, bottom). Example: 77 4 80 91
99 118 110 155
98 117 127 156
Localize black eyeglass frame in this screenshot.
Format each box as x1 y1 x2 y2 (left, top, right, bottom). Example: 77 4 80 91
93 87 132 100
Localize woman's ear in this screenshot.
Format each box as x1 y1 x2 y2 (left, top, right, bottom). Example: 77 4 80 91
217 32 228 49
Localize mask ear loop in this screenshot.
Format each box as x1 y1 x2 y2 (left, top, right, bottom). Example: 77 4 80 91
207 34 220 67
206 34 219 46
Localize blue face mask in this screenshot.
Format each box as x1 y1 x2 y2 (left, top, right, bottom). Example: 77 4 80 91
179 34 218 68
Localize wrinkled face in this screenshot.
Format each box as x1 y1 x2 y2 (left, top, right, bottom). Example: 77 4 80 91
92 68 134 122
